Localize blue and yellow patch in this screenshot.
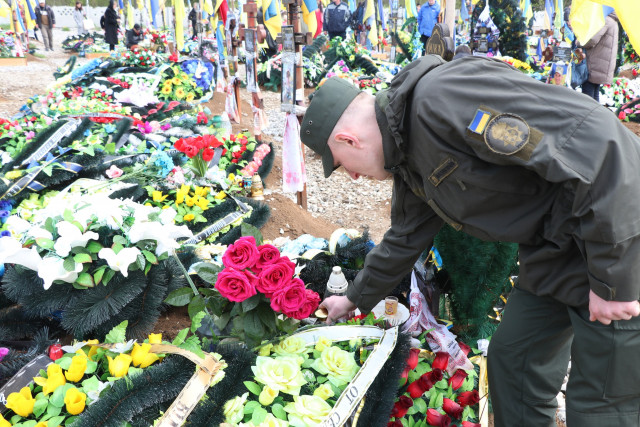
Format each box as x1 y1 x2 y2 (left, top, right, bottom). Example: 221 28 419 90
468 109 492 134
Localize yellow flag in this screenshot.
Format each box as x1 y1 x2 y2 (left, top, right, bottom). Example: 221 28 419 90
203 0 213 15
127 0 135 28
301 0 317 37
0 0 10 18
262 0 282 39
174 0 186 50
571 0 640 54
363 0 377 46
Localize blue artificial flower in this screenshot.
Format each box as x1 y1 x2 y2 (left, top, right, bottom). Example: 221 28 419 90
104 124 116 134
0 230 12 237
84 129 92 137
0 201 12 211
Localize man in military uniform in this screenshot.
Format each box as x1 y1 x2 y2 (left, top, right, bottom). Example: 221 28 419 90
301 55 640 426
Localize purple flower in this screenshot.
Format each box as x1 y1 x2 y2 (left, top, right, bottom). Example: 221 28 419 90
161 123 171 131
0 231 11 237
0 210 9 224
0 347 8 362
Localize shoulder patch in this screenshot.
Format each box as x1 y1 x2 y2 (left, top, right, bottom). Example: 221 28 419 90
483 113 530 155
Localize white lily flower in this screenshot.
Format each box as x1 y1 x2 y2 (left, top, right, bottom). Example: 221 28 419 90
5 216 31 235
0 236 43 271
98 247 141 277
27 227 53 240
53 221 100 257
128 222 192 256
158 207 177 225
61 341 92 354
110 339 135 354
38 256 83 290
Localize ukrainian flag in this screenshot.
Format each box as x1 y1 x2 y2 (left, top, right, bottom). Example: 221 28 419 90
405 0 416 18
468 109 492 135
0 0 10 18
301 0 318 38
544 0 554 29
262 0 281 39
174 0 186 50
12 0 26 34
571 0 640 56
363 0 377 46
553 0 563 28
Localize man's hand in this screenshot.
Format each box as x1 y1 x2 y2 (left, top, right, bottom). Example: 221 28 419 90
589 290 640 325
320 295 357 324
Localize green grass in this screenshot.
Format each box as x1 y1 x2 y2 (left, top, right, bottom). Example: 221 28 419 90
62 27 71 32
33 53 46 58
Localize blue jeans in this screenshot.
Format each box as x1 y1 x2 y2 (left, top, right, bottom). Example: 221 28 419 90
581 81 600 102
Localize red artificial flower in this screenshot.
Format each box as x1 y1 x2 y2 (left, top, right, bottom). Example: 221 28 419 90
197 111 208 124
231 159 238 163
202 147 215 162
456 390 480 407
449 369 468 390
222 236 259 270
619 111 627 120
432 352 449 371
48 344 63 361
461 422 481 427
174 139 185 152
426 368 443 384
407 375 432 398
458 341 471 356
257 257 296 298
426 409 451 427
406 347 420 371
270 278 308 317
286 288 321 320
253 244 281 274
442 398 463 419
214 267 258 302
400 366 410 385
184 145 199 158
633 68 638 76
391 395 413 419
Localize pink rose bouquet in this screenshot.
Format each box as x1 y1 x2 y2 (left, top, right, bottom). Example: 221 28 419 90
210 234 321 348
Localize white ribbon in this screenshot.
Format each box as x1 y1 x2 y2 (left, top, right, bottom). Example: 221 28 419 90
281 113 306 193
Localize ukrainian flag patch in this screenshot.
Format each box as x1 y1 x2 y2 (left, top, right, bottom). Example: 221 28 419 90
468 109 492 134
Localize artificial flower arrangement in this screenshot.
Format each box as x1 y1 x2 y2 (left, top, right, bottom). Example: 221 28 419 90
0 115 51 160
118 47 160 68
41 92 131 119
218 132 257 171
0 30 23 58
0 319 217 427
496 55 533 73
146 29 169 52
0 190 191 290
221 333 373 425
389 345 482 427
167 235 321 349
173 133 223 177
601 77 638 110
157 65 203 103
143 184 228 225
617 98 640 123
180 59 216 93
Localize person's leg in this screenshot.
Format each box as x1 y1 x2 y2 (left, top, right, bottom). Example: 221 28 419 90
581 81 599 101
420 35 429 54
566 307 640 426
109 43 115 51
41 26 50 50
46 26 53 49
488 287 573 427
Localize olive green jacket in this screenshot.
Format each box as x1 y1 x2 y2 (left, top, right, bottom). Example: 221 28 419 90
347 55 640 313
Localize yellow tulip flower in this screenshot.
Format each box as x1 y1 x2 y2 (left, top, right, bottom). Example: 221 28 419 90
183 213 195 222
215 191 227 200
0 413 11 427
33 364 66 395
185 196 195 207
107 354 133 378
65 354 88 382
259 385 278 406
196 197 209 210
148 333 162 344
176 192 184 205
131 343 160 368
35 422 49 427
194 186 205 197
6 387 35 417
152 191 168 202
64 387 87 415
179 184 191 195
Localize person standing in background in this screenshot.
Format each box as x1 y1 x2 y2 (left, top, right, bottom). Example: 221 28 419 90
103 0 120 51
417 0 439 52
323 0 351 40
581 12 619 102
34 0 55 51
188 2 199 40
73 1 87 35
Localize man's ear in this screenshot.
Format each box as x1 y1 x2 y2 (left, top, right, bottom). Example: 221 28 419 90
334 131 362 149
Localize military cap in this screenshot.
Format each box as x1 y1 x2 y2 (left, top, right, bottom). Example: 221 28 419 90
300 77 361 178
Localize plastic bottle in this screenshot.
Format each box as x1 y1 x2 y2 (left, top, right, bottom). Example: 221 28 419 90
324 266 349 300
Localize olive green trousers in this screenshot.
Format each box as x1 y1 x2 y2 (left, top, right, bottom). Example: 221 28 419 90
488 287 640 427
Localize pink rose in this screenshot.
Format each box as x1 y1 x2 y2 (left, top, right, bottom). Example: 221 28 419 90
270 278 307 317
222 236 259 270
257 257 295 298
253 244 281 274
215 267 258 302
106 165 124 178
287 289 321 320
